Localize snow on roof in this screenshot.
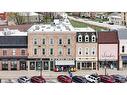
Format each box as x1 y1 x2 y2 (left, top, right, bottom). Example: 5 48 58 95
0 28 27 36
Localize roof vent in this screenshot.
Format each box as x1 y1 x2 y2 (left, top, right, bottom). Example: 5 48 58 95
35 25 40 30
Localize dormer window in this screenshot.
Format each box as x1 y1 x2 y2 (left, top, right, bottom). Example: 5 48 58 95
85 35 89 42
78 35 82 42
92 35 96 42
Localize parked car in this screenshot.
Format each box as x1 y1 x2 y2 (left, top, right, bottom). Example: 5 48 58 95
99 75 115 83
72 76 87 83
57 75 72 83
85 74 100 83
17 76 30 83
31 76 46 83
111 74 127 83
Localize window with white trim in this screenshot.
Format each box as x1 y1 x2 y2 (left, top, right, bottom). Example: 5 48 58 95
92 35 96 42
91 48 96 55
34 38 37 45
34 48 37 55
85 48 89 55
78 48 82 55
78 35 82 42
12 49 16 56
85 35 89 42
67 48 71 55
50 38 54 45
58 47 62 55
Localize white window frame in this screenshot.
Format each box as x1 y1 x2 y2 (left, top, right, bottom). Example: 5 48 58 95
91 48 96 55
12 49 16 56
58 38 62 45
50 38 54 45
85 35 89 42
78 47 82 55
67 48 71 55
78 35 82 42
58 47 62 55
33 38 37 45
85 47 89 55
34 48 37 55
92 35 96 42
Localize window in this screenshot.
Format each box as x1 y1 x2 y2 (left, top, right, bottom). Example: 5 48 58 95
42 38 46 45
30 61 35 70
34 39 37 45
85 35 89 42
59 38 62 45
34 48 37 55
50 48 53 55
42 48 45 55
67 38 71 44
58 48 62 55
78 35 82 42
21 49 25 55
91 48 96 55
67 48 71 55
78 48 82 55
122 46 125 53
3 50 7 56
92 35 96 42
12 49 16 56
85 48 89 55
50 38 54 45
11 61 17 70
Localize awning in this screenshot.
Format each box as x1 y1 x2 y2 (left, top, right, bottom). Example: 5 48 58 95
55 60 75 65
122 56 127 61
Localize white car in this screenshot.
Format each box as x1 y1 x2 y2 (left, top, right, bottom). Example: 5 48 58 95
17 76 30 83
85 75 100 83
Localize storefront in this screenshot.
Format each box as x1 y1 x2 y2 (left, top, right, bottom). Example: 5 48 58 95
54 60 76 72
121 56 127 68
76 61 97 70
20 61 27 70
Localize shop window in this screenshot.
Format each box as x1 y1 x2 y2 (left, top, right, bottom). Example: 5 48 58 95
78 35 82 42
30 61 35 70
11 61 17 70
3 50 7 56
2 61 8 70
122 46 125 53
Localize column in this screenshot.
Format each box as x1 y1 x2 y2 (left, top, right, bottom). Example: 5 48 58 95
80 62 82 70
91 62 93 70
17 61 20 71
0 61 2 71
8 61 11 71
49 61 50 71
27 61 30 71
119 60 123 70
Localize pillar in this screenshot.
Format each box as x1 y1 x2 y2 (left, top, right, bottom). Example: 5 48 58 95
27 61 30 71
119 60 123 70
91 62 93 70
17 61 20 71
0 62 1 71
80 62 82 70
8 61 11 71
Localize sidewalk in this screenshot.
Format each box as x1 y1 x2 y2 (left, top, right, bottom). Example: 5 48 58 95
0 69 127 79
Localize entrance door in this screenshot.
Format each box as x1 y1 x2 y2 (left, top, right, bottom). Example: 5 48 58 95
20 61 27 70
50 61 54 71
77 63 80 70
43 61 49 70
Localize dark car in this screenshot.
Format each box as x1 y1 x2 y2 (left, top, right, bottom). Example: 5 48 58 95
99 75 115 83
111 74 127 83
57 75 72 83
31 76 46 83
72 76 87 83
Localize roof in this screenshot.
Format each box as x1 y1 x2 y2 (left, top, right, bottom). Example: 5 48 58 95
0 24 32 32
118 28 127 39
0 36 28 48
98 31 118 44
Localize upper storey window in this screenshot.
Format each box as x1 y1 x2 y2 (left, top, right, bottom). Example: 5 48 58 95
78 35 82 42
85 34 89 42
92 35 96 42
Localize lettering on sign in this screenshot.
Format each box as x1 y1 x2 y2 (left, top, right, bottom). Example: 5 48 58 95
101 52 115 59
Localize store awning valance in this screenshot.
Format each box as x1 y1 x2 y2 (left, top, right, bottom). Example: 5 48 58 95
55 60 75 65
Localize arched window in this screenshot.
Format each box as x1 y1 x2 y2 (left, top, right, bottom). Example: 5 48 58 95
34 38 37 45
122 46 125 53
91 48 96 55
78 35 82 42
92 35 96 42
85 34 89 42
78 48 82 55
